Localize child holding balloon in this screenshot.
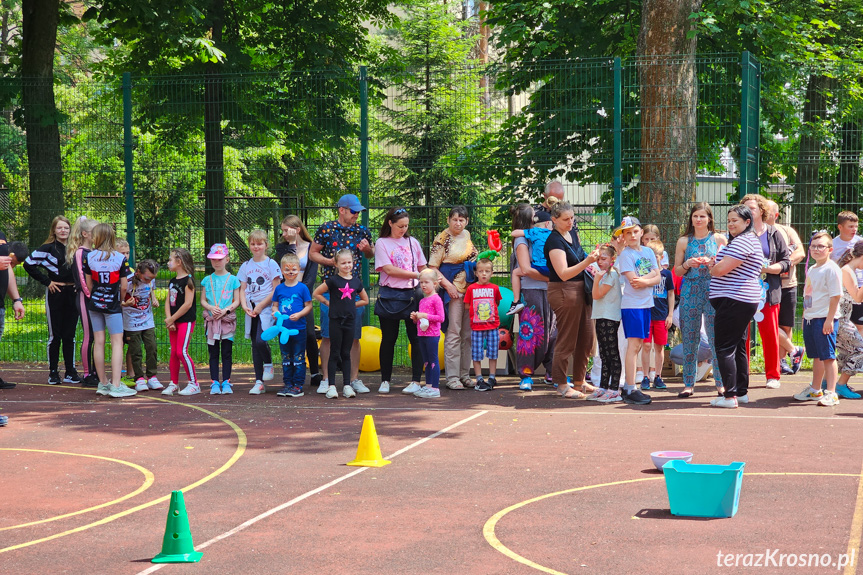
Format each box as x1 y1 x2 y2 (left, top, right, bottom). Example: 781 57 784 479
269 253 312 397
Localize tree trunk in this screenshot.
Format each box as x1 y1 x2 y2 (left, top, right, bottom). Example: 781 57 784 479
794 74 832 241
835 117 861 213
21 0 63 247
636 0 701 243
203 0 225 272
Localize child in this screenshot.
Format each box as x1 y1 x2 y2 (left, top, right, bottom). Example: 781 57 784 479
200 243 241 395
795 232 842 406
832 211 863 337
614 216 661 405
313 249 369 399
640 240 675 391
67 217 99 387
507 204 555 315
83 223 135 398
641 224 670 269
162 248 199 396
269 253 312 397
238 230 281 394
464 258 503 391
115 239 135 383
410 268 446 398
121 259 163 392
589 245 623 403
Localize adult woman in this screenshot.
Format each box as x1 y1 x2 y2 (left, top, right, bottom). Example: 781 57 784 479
545 201 599 398
428 206 477 389
836 243 863 398
275 215 321 389
707 205 764 408
511 203 556 391
673 203 727 397
740 194 791 389
374 207 427 394
24 215 80 385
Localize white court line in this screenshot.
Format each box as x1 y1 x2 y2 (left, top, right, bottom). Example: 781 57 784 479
135 409 489 575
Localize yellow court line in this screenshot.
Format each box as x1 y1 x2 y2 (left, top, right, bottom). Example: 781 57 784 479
0 449 154 531
484 472 861 575
845 459 863 575
0 397 247 554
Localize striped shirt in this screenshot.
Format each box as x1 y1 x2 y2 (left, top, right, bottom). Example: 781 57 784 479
709 232 763 303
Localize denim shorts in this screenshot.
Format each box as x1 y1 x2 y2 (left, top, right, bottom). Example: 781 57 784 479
802 317 838 361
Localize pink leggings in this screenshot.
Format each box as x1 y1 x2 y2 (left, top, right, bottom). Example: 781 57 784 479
169 322 197 385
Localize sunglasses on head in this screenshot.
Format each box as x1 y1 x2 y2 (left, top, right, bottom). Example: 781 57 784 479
810 229 828 238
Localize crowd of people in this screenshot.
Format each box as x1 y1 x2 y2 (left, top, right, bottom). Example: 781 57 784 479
2 186 863 421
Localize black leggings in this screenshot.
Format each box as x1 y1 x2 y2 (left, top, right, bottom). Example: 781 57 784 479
306 311 319 375
47 286 78 373
208 339 233 382
378 316 422 382
328 315 354 387
250 315 272 380
595 318 622 390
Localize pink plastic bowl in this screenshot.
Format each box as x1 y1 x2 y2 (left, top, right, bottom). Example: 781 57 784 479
651 450 693 470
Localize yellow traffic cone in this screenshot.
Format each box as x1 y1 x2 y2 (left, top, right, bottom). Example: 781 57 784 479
347 415 391 467
151 490 203 563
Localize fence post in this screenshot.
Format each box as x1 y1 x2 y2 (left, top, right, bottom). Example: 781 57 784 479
739 51 760 200
613 57 622 227
122 72 136 266
359 66 370 326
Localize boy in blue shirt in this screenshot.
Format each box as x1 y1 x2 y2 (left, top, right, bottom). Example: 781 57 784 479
269 253 312 397
640 240 675 390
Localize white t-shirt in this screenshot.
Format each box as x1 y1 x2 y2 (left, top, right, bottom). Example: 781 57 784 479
122 279 156 331
803 259 842 321
617 245 658 309
237 257 281 305
831 235 863 287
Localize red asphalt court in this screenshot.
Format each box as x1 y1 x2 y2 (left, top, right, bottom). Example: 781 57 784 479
2 364 863 575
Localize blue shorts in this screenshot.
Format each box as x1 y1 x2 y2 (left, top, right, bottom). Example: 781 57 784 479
621 308 651 340
471 329 499 361
320 293 363 339
803 317 838 361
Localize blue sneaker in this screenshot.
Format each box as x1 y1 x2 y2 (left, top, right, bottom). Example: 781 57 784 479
519 377 533 391
653 376 667 390
640 376 651 391
221 380 233 394
210 381 222 395
0 414 7 426
836 384 861 399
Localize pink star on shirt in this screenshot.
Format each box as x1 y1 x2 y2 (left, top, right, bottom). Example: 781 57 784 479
339 284 354 300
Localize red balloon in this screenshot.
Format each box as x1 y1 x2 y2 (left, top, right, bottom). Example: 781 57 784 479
487 230 502 252
498 328 512 350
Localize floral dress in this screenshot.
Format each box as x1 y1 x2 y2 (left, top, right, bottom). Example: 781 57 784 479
837 288 863 374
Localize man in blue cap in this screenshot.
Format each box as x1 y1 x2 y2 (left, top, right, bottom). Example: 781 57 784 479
309 194 375 395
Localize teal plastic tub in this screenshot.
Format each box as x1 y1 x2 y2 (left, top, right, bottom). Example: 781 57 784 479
662 460 745 518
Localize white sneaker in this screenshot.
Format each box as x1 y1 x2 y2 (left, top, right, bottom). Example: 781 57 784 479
109 384 137 398
343 385 356 398
737 394 749 404
134 378 148 392
793 385 822 401
250 381 265 395
317 379 330 394
96 382 112 396
179 383 200 396
262 365 274 381
818 390 840 407
350 379 370 393
379 381 390 394
414 386 440 398
696 362 712 382
766 379 781 389
710 396 738 408
147 376 163 390
403 382 422 395
635 370 644 383
162 382 179 396
325 385 338 399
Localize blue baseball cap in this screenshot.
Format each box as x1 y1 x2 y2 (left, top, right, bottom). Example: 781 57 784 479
337 194 365 212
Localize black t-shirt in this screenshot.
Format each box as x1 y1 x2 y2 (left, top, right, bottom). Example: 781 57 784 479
544 229 587 283
0 232 8 308
325 275 363 319
169 276 197 324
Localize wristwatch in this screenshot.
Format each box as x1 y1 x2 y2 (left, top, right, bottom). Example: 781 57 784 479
12 297 22 304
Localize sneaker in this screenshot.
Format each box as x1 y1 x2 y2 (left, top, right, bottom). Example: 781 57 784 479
96 382 112 396
210 381 222 395
818 390 840 407
640 376 651 391
276 385 291 397
836 384 861 399
780 358 794 375
48 371 61 385
82 374 100 388
791 346 805 374
221 380 233 394
414 386 440 398
350 379 370 393
488 377 497 390
310 373 323 390
793 386 823 401
343 385 356 398
519 377 533 391
586 388 608 401
737 394 750 404
108 384 137 398
696 362 712 382
147 377 163 390
0 378 16 389
250 381 265 395
179 383 200 396
445 380 465 390
379 381 390 394
63 370 81 384
403 382 423 394
316 379 330 394
597 390 622 403
710 396 738 408
623 388 652 405
765 379 781 389
135 378 149 392
653 376 667 390
585 372 592 383
506 300 525 316
325 385 338 399
475 378 491 392
262 365 274 381
544 376 555 386
161 382 179 396
0 415 7 426
287 385 304 397
635 370 644 384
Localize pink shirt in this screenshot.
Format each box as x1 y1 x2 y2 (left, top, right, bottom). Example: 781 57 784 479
375 236 427 289
417 293 445 337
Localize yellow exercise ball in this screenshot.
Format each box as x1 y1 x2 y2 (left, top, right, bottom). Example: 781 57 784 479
408 334 445 367
359 325 382 372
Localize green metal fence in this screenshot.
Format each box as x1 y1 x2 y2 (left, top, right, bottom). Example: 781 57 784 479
2 52 862 369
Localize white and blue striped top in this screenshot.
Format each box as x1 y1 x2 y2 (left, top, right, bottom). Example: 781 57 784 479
709 232 763 304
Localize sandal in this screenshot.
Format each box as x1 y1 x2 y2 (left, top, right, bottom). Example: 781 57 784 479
446 380 465 390
581 382 596 394
677 388 694 398
559 387 586 399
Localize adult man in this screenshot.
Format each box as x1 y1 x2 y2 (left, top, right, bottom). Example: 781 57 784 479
309 194 375 395
765 200 806 375
535 180 566 218
0 232 27 426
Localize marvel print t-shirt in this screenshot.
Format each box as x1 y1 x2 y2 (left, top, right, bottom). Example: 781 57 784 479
617 245 658 309
463 282 502 331
123 279 156 331
237 257 281 305
272 282 312 331
83 250 130 314
314 220 372 281
325 275 364 319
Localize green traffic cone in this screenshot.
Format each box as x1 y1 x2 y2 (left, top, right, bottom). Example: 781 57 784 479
151 490 203 563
